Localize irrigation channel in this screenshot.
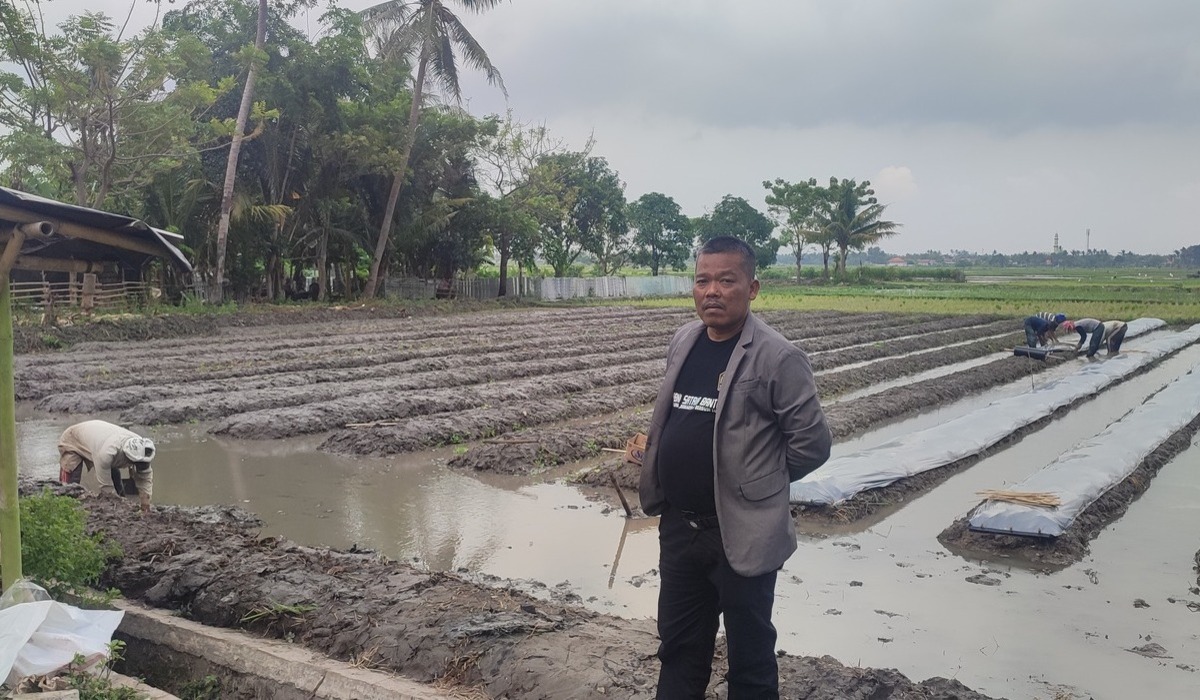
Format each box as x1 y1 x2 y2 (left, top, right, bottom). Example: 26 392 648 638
13 306 1200 699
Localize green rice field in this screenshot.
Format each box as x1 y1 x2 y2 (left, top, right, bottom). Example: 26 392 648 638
633 268 1200 324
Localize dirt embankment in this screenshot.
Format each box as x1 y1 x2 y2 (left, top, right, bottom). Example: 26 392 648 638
937 415 1200 568
12 302 450 354
23 482 995 699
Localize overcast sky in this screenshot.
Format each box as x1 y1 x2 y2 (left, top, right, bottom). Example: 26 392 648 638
36 0 1200 254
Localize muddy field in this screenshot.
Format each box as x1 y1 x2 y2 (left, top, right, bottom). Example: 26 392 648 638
18 479 993 700
14 305 1200 699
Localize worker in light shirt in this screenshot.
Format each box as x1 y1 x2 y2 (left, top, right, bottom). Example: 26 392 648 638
1063 318 1106 358
1102 320 1129 354
58 420 156 513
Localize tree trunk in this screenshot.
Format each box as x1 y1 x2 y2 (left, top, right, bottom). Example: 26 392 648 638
837 243 849 275
362 54 428 300
497 234 510 298
212 0 268 304
317 227 329 302
794 238 803 281
822 245 831 277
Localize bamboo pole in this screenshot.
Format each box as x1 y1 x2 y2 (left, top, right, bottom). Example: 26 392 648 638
0 230 28 590
0 222 55 588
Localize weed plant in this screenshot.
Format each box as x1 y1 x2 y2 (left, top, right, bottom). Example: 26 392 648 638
14 489 121 601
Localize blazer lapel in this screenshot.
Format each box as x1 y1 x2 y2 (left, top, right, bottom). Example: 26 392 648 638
714 313 757 424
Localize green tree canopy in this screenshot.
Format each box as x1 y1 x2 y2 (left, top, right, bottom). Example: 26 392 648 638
0 2 218 208
763 177 824 279
627 192 691 276
816 178 901 275
694 194 780 270
532 151 627 277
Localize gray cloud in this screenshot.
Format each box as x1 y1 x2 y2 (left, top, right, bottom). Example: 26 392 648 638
463 0 1200 132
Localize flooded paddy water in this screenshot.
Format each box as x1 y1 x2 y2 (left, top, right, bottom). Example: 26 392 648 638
14 307 1200 699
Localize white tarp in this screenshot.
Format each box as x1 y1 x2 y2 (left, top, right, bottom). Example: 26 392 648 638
0 592 123 685
791 319 1196 506
968 365 1200 537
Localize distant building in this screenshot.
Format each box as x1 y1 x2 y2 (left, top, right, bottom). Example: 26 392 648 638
887 256 907 266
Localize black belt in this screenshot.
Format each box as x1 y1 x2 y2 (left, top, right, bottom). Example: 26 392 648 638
679 510 720 530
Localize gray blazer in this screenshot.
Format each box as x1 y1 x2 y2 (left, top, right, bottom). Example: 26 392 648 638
638 312 832 577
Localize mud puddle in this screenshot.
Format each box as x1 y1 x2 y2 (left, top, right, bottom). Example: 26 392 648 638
18 392 1197 699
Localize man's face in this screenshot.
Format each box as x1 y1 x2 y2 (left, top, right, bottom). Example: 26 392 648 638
693 251 759 340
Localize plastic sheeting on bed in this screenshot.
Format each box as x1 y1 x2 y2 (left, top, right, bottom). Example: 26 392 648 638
790 319 1194 506
967 365 1200 537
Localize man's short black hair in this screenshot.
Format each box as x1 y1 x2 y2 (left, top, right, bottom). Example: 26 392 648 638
697 236 757 279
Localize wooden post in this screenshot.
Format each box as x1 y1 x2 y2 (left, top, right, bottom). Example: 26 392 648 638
81 272 97 312
609 473 633 518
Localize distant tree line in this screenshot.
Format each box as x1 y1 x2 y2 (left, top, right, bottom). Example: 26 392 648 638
0 0 906 302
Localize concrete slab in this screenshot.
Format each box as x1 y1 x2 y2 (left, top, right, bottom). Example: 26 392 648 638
109 671 180 699
113 599 457 700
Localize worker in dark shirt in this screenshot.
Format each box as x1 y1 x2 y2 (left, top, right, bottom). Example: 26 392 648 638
1022 315 1059 348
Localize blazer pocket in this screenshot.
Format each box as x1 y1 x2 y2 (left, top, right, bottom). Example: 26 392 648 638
740 470 787 502
730 377 760 392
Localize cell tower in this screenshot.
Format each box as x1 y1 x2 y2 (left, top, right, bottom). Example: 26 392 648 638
1086 228 1090 253
1053 233 1062 254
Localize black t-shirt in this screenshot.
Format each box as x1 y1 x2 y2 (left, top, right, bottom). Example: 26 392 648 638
656 331 740 515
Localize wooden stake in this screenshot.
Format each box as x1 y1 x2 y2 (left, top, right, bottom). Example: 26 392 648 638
609 473 633 518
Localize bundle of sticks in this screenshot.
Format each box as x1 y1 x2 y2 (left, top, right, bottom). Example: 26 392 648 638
976 489 1062 508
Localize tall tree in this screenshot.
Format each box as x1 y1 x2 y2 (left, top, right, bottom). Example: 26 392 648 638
211 0 268 303
694 195 780 270
475 112 561 295
817 178 901 275
0 2 216 207
627 192 691 276
359 0 506 299
763 177 823 281
533 152 626 277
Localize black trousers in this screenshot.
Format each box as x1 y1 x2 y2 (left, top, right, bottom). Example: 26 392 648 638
1086 323 1106 357
1107 324 1128 353
656 507 780 699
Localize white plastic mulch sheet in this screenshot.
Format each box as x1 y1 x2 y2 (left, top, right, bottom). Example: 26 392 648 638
0 600 124 684
968 365 1200 537
790 319 1196 506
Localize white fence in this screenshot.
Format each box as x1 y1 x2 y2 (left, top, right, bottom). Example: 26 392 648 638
386 275 693 301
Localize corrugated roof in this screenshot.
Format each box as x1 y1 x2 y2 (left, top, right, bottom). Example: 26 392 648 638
0 186 192 272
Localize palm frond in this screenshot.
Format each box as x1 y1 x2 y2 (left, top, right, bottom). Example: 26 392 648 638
429 26 462 101
444 8 506 95
455 0 507 11
360 0 414 29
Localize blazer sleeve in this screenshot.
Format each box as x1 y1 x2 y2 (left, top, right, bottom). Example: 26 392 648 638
771 347 832 482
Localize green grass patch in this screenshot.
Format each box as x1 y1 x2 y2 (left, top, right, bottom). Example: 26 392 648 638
628 267 1200 324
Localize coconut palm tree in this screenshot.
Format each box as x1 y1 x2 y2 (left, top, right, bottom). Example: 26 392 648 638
819 178 901 275
212 0 269 303
359 0 506 299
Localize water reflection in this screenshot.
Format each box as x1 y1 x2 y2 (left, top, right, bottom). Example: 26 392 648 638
14 410 661 614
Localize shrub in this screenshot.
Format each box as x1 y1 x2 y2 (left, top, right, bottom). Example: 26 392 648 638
16 489 121 598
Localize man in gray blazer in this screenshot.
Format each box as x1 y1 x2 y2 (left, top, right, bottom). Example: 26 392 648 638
638 236 831 699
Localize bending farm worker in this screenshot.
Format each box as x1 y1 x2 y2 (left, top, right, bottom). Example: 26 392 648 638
1102 320 1129 354
58 420 156 513
638 236 832 698
1022 315 1059 348
1067 318 1107 357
